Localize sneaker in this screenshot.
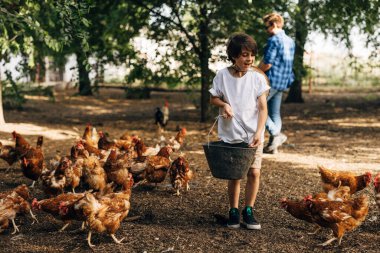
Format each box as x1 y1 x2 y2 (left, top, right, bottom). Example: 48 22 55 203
264 133 287 153
227 208 240 228
242 206 261 230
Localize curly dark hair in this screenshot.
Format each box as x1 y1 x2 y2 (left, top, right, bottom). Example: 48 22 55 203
226 33 258 64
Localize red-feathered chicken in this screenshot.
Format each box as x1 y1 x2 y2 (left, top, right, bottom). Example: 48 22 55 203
12 131 31 158
0 184 31 202
318 166 372 194
131 146 172 186
79 188 132 247
0 193 38 234
82 124 99 149
82 154 107 192
20 136 45 187
0 142 17 166
169 156 194 196
169 128 187 151
103 149 133 190
374 173 380 211
305 194 369 246
32 192 86 231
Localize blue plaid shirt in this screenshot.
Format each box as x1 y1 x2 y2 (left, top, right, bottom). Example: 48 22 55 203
263 30 295 91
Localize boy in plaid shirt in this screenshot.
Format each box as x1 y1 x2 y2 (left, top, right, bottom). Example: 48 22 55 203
259 13 295 154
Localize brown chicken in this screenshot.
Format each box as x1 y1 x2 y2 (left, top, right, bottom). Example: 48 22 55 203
82 124 99 149
280 196 315 230
0 184 31 202
32 192 87 231
103 149 133 190
0 193 38 234
41 157 71 196
169 156 194 196
318 165 372 194
169 127 187 151
78 188 131 247
82 155 107 192
305 194 369 246
313 186 351 202
0 142 17 166
374 173 380 211
12 131 31 158
98 131 117 150
20 136 45 187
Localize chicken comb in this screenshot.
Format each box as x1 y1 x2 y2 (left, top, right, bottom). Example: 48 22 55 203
303 195 313 201
31 198 39 209
365 171 372 178
164 101 169 106
374 174 380 186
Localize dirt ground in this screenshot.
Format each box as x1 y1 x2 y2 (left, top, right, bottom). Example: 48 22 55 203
0 87 379 253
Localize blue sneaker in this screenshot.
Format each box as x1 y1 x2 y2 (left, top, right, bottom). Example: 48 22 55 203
227 208 240 228
242 206 261 230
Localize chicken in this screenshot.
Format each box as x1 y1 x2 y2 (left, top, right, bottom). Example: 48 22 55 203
0 184 31 202
103 150 133 190
41 157 71 196
0 142 17 166
155 101 169 131
305 194 369 246
374 173 380 211
131 146 172 187
169 127 187 151
82 124 99 149
169 156 194 196
64 160 83 193
32 192 86 231
313 186 351 202
12 131 31 158
0 193 38 234
78 188 131 247
318 165 372 194
98 131 117 151
280 196 315 231
20 136 45 187
82 155 107 192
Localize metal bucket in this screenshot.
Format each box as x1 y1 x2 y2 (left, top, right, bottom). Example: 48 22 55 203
203 141 256 180
203 115 257 180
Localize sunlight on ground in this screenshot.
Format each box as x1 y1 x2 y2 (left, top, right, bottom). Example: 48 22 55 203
0 123 79 140
264 152 380 172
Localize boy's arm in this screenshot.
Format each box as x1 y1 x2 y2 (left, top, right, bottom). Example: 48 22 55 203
210 96 233 119
258 61 272 72
250 91 268 147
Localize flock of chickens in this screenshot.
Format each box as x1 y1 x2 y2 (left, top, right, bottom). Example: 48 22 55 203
0 125 194 247
280 165 380 246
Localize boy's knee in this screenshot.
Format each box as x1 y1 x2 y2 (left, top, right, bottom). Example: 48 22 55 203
247 168 260 178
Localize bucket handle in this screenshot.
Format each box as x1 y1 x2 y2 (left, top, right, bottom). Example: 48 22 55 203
207 115 250 148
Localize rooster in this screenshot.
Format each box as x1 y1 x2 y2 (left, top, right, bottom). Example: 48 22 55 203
20 136 45 187
318 165 372 194
375 173 380 211
305 194 369 246
0 142 17 166
169 156 194 196
155 101 169 131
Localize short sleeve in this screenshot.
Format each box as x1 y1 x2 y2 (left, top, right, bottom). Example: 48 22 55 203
256 73 271 98
209 71 224 98
263 38 278 65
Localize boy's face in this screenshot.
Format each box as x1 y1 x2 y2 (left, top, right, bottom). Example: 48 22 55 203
265 22 277 35
234 48 255 72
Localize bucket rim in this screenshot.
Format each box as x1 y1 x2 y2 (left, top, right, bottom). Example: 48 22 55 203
202 142 256 151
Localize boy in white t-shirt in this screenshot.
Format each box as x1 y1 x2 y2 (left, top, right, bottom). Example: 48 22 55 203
209 33 270 229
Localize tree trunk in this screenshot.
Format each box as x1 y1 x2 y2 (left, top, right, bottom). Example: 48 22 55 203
76 51 92 96
0 65 6 124
285 0 308 103
199 5 211 122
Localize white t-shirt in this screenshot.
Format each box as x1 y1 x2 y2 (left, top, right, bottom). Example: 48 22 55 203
209 67 270 144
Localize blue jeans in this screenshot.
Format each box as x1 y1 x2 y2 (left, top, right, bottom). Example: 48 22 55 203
265 88 283 136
